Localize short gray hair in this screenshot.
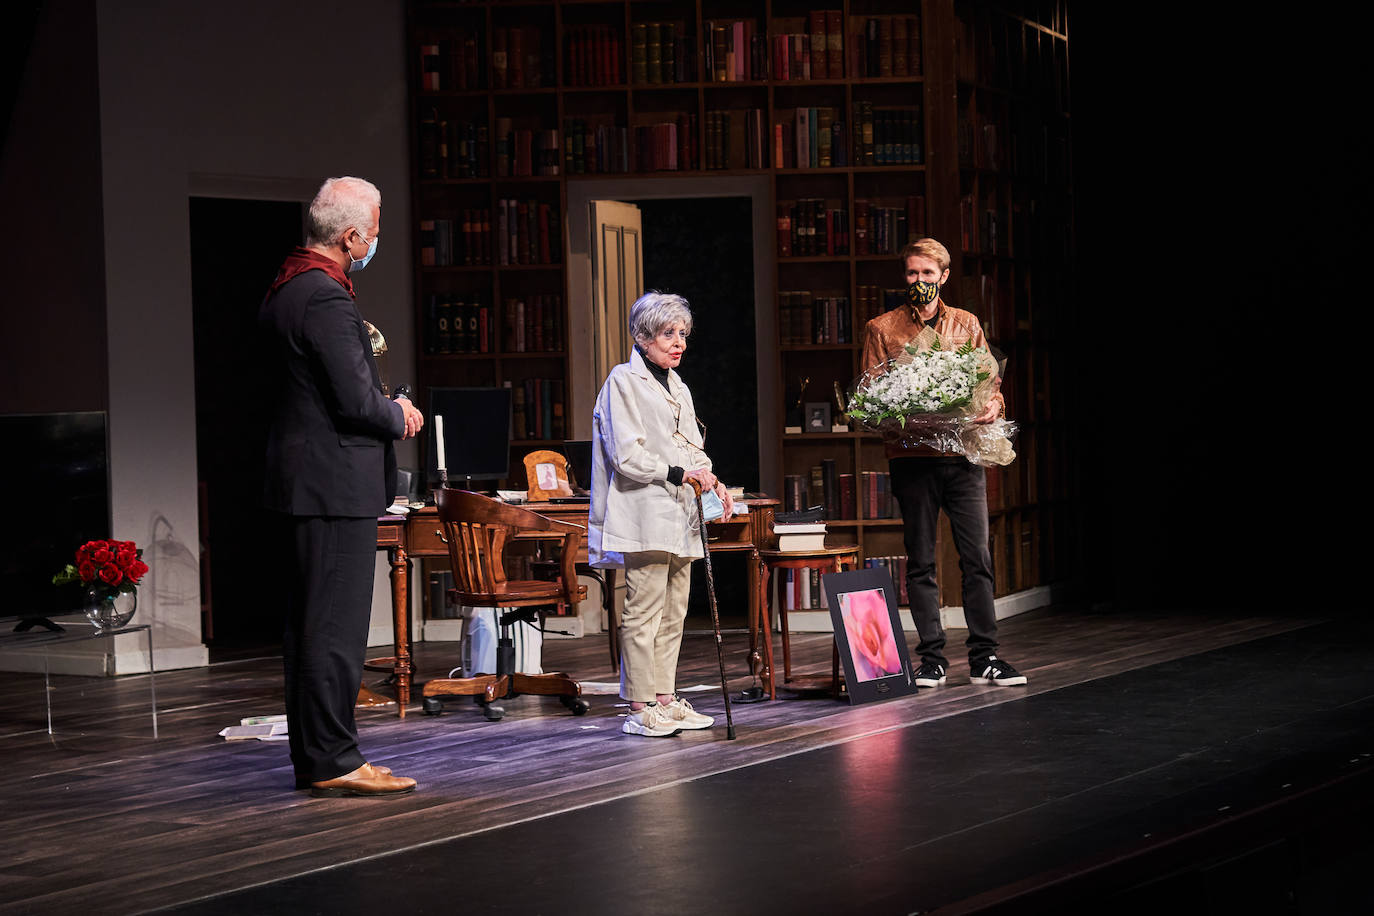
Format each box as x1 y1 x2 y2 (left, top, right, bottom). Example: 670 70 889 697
629 291 693 348
306 176 381 247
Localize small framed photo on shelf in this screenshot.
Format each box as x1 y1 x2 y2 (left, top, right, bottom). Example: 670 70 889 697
804 402 831 433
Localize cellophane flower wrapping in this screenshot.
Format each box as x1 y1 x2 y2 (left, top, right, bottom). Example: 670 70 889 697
846 326 1018 467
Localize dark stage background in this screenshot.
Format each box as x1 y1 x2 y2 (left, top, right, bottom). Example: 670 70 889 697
633 195 758 625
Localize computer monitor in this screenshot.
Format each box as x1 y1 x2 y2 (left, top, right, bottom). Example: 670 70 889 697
427 387 512 487
0 411 110 627
562 439 593 493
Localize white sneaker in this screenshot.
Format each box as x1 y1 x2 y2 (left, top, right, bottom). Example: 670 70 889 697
622 703 682 737
662 696 715 730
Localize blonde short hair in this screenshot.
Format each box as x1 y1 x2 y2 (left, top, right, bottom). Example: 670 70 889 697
899 237 951 272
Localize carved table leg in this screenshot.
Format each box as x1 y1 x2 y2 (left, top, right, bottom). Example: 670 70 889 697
390 543 411 717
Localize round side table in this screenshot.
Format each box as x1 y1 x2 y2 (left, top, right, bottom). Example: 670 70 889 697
757 545 860 699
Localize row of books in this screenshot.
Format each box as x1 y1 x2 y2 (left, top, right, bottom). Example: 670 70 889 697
419 214 492 267
771 11 844 81
959 195 1003 256
418 114 488 180
856 286 905 327
418 35 483 92
777 559 909 610
422 294 566 355
707 19 767 82
855 195 925 256
502 295 565 354
775 107 846 169
424 295 492 355
633 115 698 172
512 378 566 441
863 556 910 606
958 113 1004 172
776 199 848 257
703 109 767 170
493 121 561 177
783 464 901 520
491 26 550 90
566 24 624 87
778 291 852 346
850 16 922 79
563 119 631 175
778 566 827 611
415 11 921 93
496 199 560 266
631 22 692 85
852 102 924 166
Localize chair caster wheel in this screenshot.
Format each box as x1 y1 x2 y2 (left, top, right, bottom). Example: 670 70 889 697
482 704 505 721
422 697 444 716
561 696 589 716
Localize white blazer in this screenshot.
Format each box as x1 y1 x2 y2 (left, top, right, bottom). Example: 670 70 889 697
588 349 712 569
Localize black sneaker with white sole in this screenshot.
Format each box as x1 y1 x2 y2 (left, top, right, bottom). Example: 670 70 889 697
914 661 947 688
970 656 1027 686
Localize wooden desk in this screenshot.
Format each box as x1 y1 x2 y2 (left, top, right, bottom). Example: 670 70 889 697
371 497 778 717
367 501 591 718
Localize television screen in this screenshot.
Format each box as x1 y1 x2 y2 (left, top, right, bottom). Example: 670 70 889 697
0 412 110 622
427 387 512 485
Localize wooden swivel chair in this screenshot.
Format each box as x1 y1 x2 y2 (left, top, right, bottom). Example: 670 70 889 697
421 488 590 720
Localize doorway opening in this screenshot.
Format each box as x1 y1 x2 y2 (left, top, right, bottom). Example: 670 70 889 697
189 196 304 650
629 195 757 631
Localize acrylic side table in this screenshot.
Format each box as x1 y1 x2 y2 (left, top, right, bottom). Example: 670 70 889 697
1 620 158 738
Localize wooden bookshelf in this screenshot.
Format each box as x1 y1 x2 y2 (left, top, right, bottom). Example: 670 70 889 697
405 0 1075 602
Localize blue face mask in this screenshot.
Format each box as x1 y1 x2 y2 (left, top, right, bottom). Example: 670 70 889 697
349 228 378 272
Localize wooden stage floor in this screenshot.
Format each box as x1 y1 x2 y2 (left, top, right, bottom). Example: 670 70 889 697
1 605 1369 914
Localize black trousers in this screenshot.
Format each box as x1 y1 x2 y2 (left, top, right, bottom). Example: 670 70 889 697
277 513 376 783
889 457 999 669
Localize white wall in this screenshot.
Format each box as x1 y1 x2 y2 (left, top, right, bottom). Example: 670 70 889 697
90 0 414 671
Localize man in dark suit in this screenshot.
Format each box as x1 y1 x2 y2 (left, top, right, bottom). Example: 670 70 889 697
260 176 422 797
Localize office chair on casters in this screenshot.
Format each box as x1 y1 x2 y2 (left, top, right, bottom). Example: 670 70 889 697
421 488 590 721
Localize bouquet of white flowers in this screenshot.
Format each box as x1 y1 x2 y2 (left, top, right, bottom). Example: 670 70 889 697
847 327 1017 467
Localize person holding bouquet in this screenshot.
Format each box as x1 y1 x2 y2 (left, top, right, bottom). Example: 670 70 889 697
859 238 1027 689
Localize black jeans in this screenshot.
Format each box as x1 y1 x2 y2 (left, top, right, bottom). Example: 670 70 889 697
889 457 998 669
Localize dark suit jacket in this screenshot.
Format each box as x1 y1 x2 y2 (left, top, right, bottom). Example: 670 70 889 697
260 269 404 518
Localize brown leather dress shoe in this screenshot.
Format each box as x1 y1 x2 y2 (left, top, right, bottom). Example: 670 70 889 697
295 763 393 790
309 763 416 798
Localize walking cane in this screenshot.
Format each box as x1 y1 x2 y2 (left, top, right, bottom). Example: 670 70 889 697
688 478 737 740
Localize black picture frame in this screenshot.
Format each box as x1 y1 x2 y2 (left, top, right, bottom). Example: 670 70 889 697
804 401 831 432
821 567 916 704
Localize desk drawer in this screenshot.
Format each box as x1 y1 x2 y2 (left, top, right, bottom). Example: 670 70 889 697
406 522 451 557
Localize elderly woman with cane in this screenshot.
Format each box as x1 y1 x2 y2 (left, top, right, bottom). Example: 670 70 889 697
589 291 735 737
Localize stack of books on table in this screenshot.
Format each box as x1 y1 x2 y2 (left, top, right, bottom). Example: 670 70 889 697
773 521 827 552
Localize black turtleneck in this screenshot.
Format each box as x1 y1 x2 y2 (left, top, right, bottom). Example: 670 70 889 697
644 354 672 392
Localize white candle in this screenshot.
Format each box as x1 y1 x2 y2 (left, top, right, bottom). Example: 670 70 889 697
434 415 446 470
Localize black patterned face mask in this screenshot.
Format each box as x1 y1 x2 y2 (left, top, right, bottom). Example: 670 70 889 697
907 279 940 308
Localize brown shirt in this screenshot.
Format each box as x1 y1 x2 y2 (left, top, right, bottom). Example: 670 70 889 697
859 300 1005 459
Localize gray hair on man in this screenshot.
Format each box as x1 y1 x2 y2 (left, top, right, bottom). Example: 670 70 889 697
306 176 381 247
629 290 693 349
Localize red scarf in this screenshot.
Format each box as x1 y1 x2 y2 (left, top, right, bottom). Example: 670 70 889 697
269 247 354 298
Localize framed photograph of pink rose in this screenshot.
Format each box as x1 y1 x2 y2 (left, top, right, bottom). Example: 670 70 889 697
822 568 916 704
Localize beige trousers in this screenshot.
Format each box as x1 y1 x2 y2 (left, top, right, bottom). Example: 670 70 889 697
619 551 694 702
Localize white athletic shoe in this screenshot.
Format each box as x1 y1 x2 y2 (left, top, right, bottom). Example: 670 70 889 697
622 703 682 737
662 696 715 730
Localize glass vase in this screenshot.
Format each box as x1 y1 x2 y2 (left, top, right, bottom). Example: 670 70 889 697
86 587 138 630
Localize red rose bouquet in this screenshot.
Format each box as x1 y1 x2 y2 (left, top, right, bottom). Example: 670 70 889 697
53 538 149 600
